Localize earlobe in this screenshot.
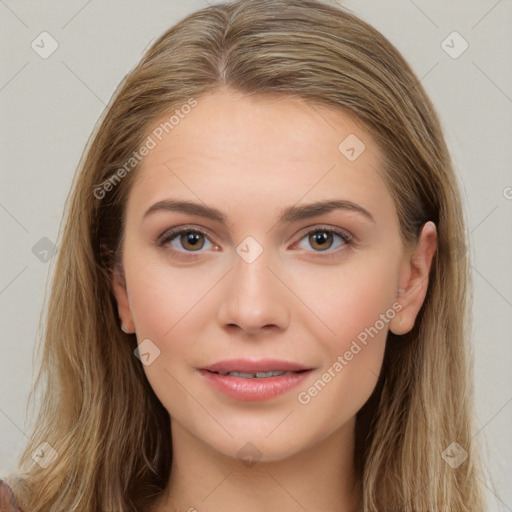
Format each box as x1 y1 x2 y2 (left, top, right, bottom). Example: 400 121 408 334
389 221 437 336
112 265 135 334
389 313 405 336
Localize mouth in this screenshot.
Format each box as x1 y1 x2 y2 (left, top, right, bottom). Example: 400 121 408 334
199 359 315 401
201 358 313 375
204 369 310 379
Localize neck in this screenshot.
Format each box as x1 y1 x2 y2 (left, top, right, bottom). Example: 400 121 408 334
154 418 361 512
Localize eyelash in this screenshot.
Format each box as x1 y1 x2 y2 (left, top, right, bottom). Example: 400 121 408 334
157 224 353 261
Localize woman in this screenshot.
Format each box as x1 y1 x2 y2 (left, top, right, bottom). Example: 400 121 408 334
1 0 487 510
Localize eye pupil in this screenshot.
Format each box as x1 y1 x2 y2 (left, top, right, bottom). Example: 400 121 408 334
309 231 333 251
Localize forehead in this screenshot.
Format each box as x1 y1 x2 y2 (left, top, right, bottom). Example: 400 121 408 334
126 89 393 225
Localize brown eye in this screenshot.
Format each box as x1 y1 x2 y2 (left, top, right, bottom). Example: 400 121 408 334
295 226 352 256
158 227 215 257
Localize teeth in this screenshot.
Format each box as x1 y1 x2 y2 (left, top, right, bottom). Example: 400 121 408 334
218 370 294 378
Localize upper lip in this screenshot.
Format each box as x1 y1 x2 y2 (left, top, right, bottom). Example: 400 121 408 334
202 358 313 373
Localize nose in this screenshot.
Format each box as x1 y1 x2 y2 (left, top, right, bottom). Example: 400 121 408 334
217 248 290 336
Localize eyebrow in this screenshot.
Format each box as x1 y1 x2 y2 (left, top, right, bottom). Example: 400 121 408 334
143 198 375 224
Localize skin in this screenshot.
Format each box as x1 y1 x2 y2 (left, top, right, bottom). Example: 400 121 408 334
112 88 437 512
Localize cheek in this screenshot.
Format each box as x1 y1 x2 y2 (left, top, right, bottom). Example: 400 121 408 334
128 279 176 339
126 255 212 339
125 258 217 384
290 254 397 410
291 253 398 351
125 264 207 416
292 277 392 431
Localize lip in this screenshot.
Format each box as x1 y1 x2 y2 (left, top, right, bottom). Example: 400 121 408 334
199 359 314 402
202 358 313 373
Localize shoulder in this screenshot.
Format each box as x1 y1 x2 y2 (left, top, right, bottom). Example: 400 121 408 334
0 478 22 512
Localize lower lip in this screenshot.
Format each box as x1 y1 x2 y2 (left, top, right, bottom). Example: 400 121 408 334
199 369 312 401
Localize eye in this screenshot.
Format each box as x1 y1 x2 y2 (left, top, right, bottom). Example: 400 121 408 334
295 226 353 255
157 226 217 258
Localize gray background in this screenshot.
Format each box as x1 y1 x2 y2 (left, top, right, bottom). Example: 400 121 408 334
1 1 511 510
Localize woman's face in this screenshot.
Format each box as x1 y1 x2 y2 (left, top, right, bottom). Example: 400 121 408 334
113 88 430 462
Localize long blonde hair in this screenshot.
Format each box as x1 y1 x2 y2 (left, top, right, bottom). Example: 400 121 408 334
8 0 487 510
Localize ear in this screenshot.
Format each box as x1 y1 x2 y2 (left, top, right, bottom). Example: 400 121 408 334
112 263 135 334
389 221 437 335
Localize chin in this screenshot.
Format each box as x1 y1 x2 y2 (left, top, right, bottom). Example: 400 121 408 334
199 426 318 466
